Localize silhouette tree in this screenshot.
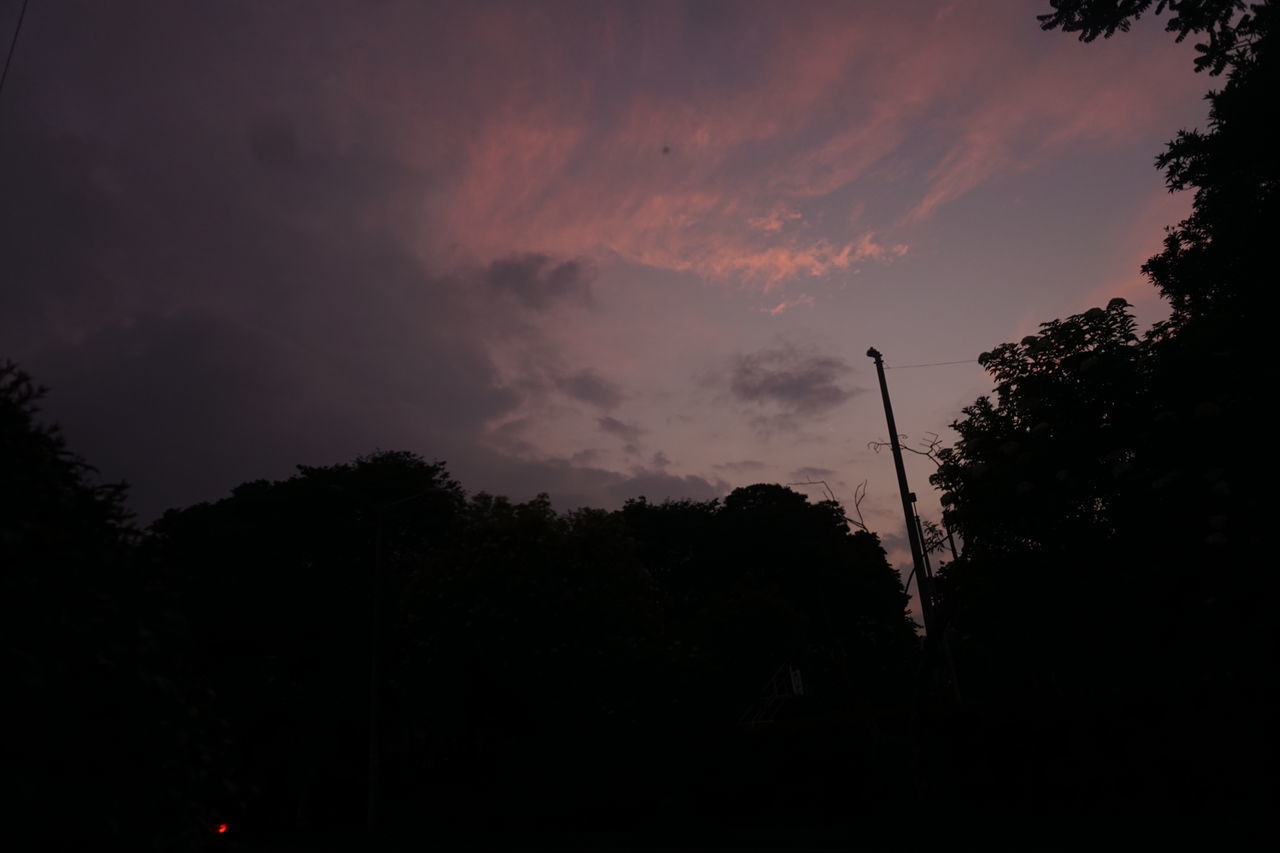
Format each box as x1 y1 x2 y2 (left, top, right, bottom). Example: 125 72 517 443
933 298 1148 559
2 361 222 850
921 1 1277 812
1028 0 1274 595
131 437 924 837
923 296 1271 810
149 451 465 834
927 301 1157 704
1042 1 1278 322
391 490 670 830
615 485 919 827
619 485 916 717
1039 0 1264 74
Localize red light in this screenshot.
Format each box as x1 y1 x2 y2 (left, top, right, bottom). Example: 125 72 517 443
216 823 228 834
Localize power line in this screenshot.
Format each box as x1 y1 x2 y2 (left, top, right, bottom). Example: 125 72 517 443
0 0 31 100
884 358 978 370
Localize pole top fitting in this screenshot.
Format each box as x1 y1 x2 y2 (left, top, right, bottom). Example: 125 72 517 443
866 347 882 361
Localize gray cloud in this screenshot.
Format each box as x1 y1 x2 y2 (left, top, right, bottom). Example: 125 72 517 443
713 459 768 473
555 368 624 410
486 418 538 457
0 70 617 520
878 530 911 566
247 116 300 169
790 466 838 481
729 342 861 417
570 448 604 466
486 253 595 311
0 0 805 524
597 416 645 451
605 468 725 506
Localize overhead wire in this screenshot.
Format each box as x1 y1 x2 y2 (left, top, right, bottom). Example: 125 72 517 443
0 0 31 100
884 358 978 370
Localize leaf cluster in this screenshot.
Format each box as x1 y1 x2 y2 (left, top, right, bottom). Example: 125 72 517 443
1038 0 1259 74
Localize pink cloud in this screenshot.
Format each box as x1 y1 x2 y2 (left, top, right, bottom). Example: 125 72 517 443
749 206 803 234
905 28 1202 223
764 294 816 316
300 1 1208 295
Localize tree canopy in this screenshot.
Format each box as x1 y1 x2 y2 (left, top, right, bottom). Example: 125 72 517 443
3 362 222 850
140 452 920 834
920 1 1275 814
1044 1 1279 321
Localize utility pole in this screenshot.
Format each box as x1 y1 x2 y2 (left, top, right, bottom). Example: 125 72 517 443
866 348 935 635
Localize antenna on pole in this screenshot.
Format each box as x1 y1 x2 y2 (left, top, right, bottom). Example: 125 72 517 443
866 347 935 635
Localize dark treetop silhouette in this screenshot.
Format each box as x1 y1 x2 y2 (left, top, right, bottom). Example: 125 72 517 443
922 0 1274 816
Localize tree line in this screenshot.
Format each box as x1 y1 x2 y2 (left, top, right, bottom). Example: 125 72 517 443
4 379 922 848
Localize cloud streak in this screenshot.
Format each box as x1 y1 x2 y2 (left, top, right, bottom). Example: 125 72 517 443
371 0 1196 295
555 368 624 410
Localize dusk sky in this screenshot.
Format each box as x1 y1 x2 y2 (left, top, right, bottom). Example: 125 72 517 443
2 0 1210 569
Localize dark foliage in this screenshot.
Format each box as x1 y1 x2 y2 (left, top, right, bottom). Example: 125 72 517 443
2 362 222 850
138 451 920 839
146 452 466 835
923 1 1276 817
1038 0 1256 74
